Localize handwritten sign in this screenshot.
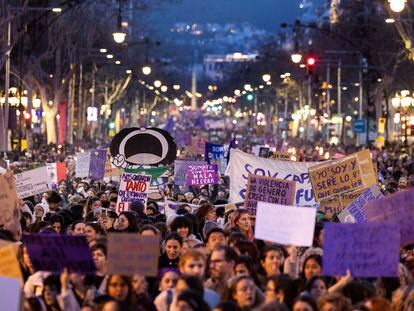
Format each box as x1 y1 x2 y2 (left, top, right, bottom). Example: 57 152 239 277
0 276 21 311
338 185 383 223
174 160 207 186
244 174 296 215
186 164 218 186
89 149 108 180
108 234 159 276
254 202 316 247
365 188 414 246
75 152 91 178
271 151 291 161
0 245 23 282
23 234 96 273
14 166 51 198
318 188 364 220
309 155 364 202
323 223 399 277
0 173 19 228
116 173 151 213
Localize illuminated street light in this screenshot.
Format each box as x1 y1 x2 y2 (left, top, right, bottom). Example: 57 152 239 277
389 0 406 12
154 80 162 88
113 31 126 43
244 84 252 91
106 54 114 59
142 66 151 75
262 74 271 82
99 48 107 53
173 84 180 90
126 69 132 74
52 7 62 13
161 85 168 92
291 53 302 63
385 18 395 23
115 60 121 65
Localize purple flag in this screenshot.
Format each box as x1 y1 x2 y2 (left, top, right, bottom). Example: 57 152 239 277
323 223 399 277
186 164 218 186
23 234 96 274
365 188 414 246
89 149 108 180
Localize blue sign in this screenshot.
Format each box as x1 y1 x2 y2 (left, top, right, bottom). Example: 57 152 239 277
353 119 366 133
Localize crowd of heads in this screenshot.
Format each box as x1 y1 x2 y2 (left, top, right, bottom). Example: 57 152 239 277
1 139 414 311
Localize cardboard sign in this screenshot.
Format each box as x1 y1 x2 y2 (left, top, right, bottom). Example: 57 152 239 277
229 149 318 206
89 149 108 180
365 188 414 246
0 244 23 281
254 202 316 247
174 160 207 186
14 166 51 198
116 173 151 213
271 151 291 161
75 152 91 178
0 172 19 227
186 164 218 186
357 149 377 188
319 188 365 220
309 155 364 202
107 234 159 276
244 174 296 215
23 234 96 273
323 223 399 277
0 276 21 311
338 185 383 223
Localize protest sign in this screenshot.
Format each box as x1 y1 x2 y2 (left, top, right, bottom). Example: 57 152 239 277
309 155 364 202
186 164 218 186
323 223 399 277
254 202 316 247
365 188 414 246
229 149 318 206
107 234 159 276
14 166 51 198
89 149 108 180
205 142 229 163
46 162 67 184
23 234 95 273
337 185 383 223
0 244 23 281
318 188 364 220
244 174 296 215
116 173 151 213
174 160 207 186
270 151 291 161
75 152 91 178
0 172 19 226
356 149 377 188
258 146 270 158
0 276 21 311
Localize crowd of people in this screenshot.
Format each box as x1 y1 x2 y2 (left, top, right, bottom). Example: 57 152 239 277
1 138 414 311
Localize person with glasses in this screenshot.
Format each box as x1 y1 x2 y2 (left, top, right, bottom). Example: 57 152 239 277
205 245 238 296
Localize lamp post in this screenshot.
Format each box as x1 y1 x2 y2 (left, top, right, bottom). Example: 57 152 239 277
389 0 406 13
391 91 413 145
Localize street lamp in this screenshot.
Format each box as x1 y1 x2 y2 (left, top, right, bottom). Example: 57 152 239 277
262 74 271 82
142 66 151 75
154 80 162 88
113 8 126 43
291 53 302 63
389 0 406 12
161 85 168 92
244 84 252 91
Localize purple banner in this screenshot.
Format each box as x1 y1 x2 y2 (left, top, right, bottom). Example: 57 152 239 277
23 234 96 274
323 223 399 277
186 164 218 186
89 149 108 180
365 188 414 246
174 160 207 186
244 174 296 215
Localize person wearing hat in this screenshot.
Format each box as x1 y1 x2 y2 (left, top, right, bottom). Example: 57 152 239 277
34 203 50 223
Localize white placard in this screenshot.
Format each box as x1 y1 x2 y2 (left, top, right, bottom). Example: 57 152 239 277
75 152 91 178
14 166 52 199
255 202 317 247
0 276 21 311
228 149 318 206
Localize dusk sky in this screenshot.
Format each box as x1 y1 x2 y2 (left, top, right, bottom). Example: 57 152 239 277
151 0 305 33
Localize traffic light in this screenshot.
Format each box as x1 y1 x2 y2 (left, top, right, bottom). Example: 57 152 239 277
24 112 31 129
306 56 316 76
